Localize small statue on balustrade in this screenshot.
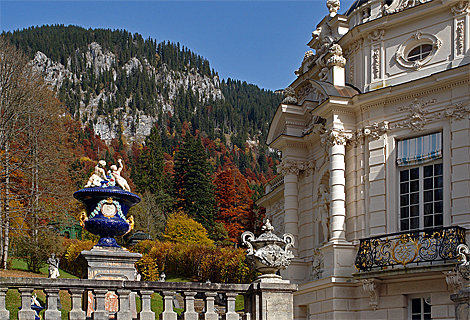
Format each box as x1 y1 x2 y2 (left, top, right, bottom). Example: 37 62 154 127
47 253 60 278
317 184 330 243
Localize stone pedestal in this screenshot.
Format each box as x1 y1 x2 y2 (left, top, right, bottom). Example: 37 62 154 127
451 287 470 320
77 246 142 318
320 241 356 278
245 276 297 320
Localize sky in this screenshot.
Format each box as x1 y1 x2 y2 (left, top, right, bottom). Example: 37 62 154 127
1 0 355 91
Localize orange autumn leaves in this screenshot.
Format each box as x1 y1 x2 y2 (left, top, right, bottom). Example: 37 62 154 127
214 168 254 244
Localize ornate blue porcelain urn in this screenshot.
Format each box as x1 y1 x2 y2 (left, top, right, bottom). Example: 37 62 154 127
73 159 140 248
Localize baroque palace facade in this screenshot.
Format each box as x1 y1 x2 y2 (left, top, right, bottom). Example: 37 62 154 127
256 0 470 318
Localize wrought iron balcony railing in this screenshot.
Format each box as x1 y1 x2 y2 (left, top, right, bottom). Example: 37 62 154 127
355 226 466 272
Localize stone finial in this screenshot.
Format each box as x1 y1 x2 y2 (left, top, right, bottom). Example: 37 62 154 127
327 44 346 68
327 0 341 17
282 87 298 104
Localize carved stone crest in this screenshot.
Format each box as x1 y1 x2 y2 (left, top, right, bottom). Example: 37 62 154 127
392 98 436 131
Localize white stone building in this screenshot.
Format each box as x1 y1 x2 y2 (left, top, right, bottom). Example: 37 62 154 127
256 0 470 318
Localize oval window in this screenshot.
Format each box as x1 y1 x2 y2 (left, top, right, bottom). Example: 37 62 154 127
407 44 433 62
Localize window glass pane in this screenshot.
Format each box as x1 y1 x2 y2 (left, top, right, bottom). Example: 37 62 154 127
424 178 433 190
411 205 419 217
401 220 409 231
435 163 443 175
424 190 433 202
435 201 443 213
424 165 433 177
411 315 421 320
424 203 433 215
410 180 420 192
435 214 443 226
434 189 443 201
424 215 433 228
422 44 433 54
410 193 419 204
435 176 443 188
410 168 419 180
412 298 421 313
411 217 419 229
400 170 409 182
424 299 432 313
401 207 409 218
401 195 409 206
400 183 409 194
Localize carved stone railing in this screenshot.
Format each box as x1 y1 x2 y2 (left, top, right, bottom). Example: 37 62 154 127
355 226 466 272
264 175 284 195
0 276 297 320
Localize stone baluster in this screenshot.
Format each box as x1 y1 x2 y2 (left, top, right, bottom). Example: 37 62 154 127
44 288 61 320
160 291 177 320
204 292 218 320
68 288 86 320
116 289 132 320
182 291 198 320
0 288 9 320
138 290 155 320
92 289 109 320
222 292 239 320
18 287 36 320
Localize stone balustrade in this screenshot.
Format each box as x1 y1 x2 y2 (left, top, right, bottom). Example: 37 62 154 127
0 276 297 320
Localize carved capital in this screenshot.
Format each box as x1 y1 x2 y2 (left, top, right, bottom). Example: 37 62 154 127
362 279 381 310
349 121 390 147
279 160 315 177
321 128 352 147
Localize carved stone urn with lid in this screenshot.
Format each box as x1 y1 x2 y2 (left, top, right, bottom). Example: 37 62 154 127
241 220 295 278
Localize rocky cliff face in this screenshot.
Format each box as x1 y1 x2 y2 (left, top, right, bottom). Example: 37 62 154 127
31 42 224 143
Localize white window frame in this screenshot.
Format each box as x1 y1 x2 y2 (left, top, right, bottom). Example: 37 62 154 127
398 160 444 232
408 295 432 320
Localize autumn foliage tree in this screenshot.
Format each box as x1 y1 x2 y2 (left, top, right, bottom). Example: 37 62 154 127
214 168 254 244
163 211 213 246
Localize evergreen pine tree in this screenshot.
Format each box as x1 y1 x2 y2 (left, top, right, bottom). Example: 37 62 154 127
172 132 216 231
133 124 165 194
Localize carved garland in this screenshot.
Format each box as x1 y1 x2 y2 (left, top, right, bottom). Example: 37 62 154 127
372 47 381 79
362 279 381 310
456 20 465 56
279 160 316 176
390 99 470 131
451 0 470 15
368 29 385 42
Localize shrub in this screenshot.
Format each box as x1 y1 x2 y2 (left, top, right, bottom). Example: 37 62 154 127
59 239 95 277
163 212 214 246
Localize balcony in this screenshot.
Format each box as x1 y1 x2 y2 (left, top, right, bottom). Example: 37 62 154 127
264 175 284 195
354 226 466 272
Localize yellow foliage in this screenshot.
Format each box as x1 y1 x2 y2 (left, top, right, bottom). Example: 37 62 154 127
163 212 214 246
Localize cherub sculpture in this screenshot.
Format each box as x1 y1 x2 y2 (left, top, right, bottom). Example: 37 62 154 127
84 160 107 188
110 159 131 191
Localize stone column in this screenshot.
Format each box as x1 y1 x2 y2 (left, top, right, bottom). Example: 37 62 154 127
182 291 198 320
160 291 177 320
116 289 132 320
92 289 109 320
138 290 155 320
204 292 218 320
281 161 300 255
223 292 239 320
18 287 36 320
323 129 349 242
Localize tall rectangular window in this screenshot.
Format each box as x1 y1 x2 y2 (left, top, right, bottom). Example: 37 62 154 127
397 132 443 231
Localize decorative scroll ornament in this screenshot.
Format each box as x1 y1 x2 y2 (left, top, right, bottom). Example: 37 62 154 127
327 44 346 68
444 270 466 293
350 121 390 147
279 160 315 177
295 51 316 76
312 23 334 59
362 279 381 310
296 83 315 102
383 0 433 15
241 220 295 276
441 102 470 120
451 1 470 15
456 244 470 280
303 116 327 136
327 0 340 17
391 98 436 132
344 38 364 57
311 248 324 279
368 30 385 42
282 87 298 104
